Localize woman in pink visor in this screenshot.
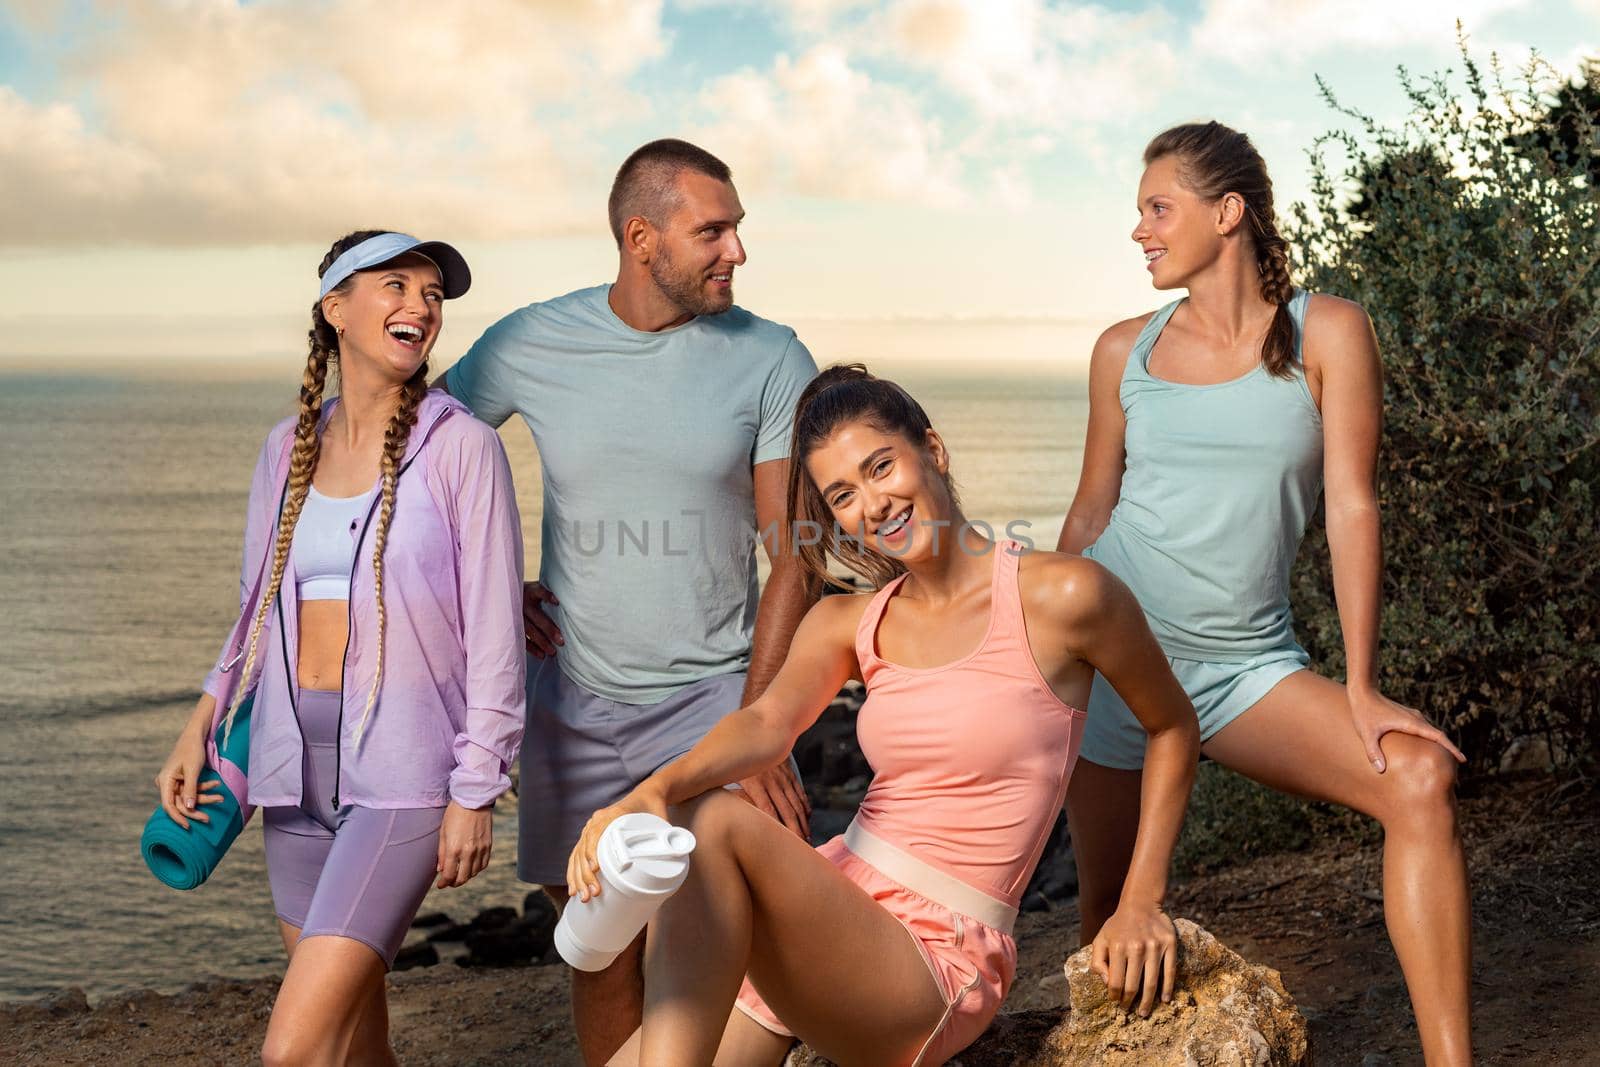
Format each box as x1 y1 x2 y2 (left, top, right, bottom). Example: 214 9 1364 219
568 363 1199 1067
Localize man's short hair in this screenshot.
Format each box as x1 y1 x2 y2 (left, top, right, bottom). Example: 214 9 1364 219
608 139 734 248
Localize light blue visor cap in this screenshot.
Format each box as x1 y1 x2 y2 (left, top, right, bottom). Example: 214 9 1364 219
317 232 471 301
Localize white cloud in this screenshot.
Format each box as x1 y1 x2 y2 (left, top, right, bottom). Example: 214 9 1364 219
690 44 968 205
1193 0 1531 63
1 0 668 245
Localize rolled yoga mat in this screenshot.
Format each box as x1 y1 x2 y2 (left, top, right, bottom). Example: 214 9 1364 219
140 693 254 890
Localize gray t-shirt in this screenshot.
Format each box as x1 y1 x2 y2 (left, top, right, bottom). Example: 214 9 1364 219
447 284 818 703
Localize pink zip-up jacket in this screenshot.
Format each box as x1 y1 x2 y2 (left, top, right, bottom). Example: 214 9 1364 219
201 390 525 811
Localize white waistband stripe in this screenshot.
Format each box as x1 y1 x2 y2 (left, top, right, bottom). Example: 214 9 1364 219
843 821 1018 935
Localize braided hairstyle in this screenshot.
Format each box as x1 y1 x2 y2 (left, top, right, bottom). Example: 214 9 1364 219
785 363 961 595
223 229 428 746
1144 121 1298 378
354 343 427 744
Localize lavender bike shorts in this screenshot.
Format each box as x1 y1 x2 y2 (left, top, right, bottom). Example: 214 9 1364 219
519 657 794 886
262 688 444 968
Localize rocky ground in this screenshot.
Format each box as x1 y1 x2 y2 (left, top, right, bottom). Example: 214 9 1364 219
6 773 1595 1065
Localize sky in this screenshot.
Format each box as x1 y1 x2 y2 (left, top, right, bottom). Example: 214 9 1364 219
0 0 1596 363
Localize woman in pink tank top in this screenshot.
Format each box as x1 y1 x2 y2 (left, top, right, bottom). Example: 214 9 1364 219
566 364 1201 1067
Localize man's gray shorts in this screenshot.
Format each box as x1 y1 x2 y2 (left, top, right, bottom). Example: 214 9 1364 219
518 657 791 886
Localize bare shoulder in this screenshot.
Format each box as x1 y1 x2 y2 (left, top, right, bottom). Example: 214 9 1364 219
1091 313 1155 378
802 588 874 642
1302 293 1379 379
1016 549 1129 627
1303 293 1374 344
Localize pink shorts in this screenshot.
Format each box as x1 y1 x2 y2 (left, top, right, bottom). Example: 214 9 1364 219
734 825 1016 1067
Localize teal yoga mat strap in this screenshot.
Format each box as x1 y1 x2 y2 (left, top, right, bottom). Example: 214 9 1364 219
140 692 254 891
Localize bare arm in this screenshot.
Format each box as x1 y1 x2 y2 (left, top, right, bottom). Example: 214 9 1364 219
1057 318 1142 554
566 595 859 897
658 595 853 804
1045 554 1198 1015
1315 297 1384 693
1312 296 1464 769
1061 559 1198 910
729 457 822 836
743 458 820 703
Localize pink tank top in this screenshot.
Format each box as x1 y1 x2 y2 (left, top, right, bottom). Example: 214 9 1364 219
851 541 1087 909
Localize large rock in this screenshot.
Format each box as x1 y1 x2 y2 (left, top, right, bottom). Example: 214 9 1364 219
458 901 558 968
788 920 1308 1066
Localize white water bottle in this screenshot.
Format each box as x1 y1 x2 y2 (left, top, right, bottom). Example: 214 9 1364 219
554 813 698 971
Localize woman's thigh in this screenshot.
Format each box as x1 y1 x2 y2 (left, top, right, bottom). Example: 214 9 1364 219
683 792 952 1063
1201 670 1454 820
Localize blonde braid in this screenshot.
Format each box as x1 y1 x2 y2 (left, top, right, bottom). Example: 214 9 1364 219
221 329 330 744
353 363 428 746
219 229 384 745
1250 214 1299 378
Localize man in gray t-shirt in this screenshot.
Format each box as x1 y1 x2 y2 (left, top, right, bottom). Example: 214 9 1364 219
439 139 818 1063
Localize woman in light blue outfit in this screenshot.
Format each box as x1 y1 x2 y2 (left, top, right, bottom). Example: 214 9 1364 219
1058 122 1473 1066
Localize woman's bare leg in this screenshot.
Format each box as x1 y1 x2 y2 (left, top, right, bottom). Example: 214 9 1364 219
607 1008 793 1067
275 919 398 1066
261 932 390 1067
1064 759 1144 944
638 789 950 1067
1203 669 1472 1066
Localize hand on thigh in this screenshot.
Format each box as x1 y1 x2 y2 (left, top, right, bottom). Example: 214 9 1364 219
1201 670 1457 822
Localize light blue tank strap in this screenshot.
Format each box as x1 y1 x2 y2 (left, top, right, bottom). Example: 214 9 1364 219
1121 297 1185 384
1287 288 1310 363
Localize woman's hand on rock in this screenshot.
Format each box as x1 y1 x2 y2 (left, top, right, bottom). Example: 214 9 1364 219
1090 902 1177 1017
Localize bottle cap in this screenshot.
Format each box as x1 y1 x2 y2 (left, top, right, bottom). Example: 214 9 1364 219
599 813 697 895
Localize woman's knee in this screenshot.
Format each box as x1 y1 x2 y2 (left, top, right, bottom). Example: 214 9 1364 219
261 1026 313 1067
671 789 750 855
1377 736 1459 829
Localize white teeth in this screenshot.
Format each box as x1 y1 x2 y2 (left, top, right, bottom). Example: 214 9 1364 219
1145 250 1165 262
879 506 911 535
388 323 423 341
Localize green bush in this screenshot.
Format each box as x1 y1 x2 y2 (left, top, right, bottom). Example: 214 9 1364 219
1286 39 1600 774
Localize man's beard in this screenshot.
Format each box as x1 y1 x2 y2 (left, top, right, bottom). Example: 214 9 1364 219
650 245 733 317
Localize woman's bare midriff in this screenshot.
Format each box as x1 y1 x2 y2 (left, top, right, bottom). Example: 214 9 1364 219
297 601 351 690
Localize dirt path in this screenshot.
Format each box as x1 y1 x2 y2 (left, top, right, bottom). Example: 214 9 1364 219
7 776 1594 1065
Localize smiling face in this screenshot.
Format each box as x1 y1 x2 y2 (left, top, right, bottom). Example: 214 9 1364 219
648 170 747 317
1131 153 1232 291
806 419 955 565
321 253 444 382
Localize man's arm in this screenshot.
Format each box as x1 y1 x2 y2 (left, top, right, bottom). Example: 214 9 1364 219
733 456 820 836
743 458 816 703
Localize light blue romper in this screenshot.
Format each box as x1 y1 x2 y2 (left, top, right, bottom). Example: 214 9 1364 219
1081 289 1323 769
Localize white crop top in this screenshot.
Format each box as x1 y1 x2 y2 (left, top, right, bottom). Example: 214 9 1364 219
292 485 377 601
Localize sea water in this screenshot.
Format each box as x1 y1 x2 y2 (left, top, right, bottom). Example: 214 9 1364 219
0 351 1088 1000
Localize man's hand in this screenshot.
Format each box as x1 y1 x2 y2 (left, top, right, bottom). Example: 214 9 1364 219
523 581 565 658
734 761 811 839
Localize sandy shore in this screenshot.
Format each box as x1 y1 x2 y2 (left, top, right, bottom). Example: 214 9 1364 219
7 775 1597 1066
